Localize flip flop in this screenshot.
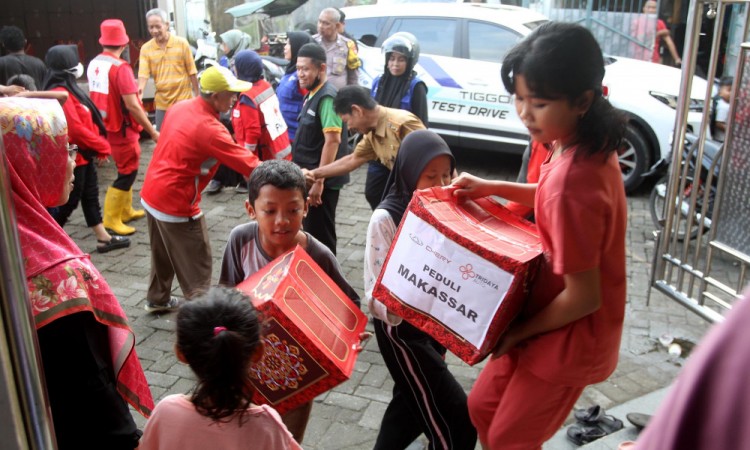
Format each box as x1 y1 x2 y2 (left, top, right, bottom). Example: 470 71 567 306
566 424 606 446
626 412 652 430
574 405 624 434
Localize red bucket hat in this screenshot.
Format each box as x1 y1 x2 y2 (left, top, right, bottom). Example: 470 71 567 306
99 19 129 46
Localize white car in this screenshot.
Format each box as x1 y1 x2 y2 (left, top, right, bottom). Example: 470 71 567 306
343 3 708 192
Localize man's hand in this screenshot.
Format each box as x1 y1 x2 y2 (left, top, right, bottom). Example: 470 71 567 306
150 130 160 143
96 156 110 167
301 168 317 188
308 180 324 207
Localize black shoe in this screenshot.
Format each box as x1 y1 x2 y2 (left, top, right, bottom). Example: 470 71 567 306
204 180 223 195
97 235 131 253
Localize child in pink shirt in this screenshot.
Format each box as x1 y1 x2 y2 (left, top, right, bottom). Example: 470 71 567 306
139 288 301 450
451 22 628 449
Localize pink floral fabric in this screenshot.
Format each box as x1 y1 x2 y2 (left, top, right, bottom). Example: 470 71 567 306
0 98 154 416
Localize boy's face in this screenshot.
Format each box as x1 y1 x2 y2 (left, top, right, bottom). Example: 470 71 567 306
246 185 308 252
719 84 731 102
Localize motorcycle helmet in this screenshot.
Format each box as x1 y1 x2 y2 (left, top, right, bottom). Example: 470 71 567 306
381 32 420 65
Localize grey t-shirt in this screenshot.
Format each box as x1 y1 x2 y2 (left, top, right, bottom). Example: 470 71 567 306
219 221 360 307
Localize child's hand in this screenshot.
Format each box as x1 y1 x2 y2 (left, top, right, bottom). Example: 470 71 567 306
354 332 373 353
308 180 323 207
451 172 492 200
490 326 523 360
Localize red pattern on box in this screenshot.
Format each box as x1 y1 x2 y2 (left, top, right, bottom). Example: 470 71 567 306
373 187 543 365
237 246 367 414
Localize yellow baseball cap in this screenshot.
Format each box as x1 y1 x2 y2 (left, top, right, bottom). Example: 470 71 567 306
199 66 252 93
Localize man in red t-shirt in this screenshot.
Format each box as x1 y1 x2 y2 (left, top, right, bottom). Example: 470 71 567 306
88 19 159 236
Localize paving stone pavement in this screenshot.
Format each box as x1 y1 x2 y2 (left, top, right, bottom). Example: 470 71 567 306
62 139 713 449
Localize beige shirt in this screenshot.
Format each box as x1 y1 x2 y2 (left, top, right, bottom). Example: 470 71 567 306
353 107 425 169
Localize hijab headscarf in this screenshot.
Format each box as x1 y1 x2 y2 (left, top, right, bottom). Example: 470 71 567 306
284 31 313 75
375 48 418 111
0 98 154 416
378 129 455 225
43 45 106 136
220 29 254 60
233 50 264 83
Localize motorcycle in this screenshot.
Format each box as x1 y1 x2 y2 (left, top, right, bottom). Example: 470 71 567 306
194 23 220 71
648 133 722 241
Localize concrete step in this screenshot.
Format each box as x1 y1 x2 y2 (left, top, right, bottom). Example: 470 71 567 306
543 386 670 450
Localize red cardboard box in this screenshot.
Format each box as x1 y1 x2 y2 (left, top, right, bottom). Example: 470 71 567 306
373 187 543 365
236 246 367 414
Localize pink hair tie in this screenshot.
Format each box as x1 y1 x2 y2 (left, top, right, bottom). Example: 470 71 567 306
213 326 228 336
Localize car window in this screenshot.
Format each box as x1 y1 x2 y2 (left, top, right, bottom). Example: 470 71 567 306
389 18 456 57
345 17 390 46
467 21 520 63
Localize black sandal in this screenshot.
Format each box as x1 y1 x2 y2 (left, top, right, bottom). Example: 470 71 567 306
567 424 606 446
574 405 624 434
97 235 131 253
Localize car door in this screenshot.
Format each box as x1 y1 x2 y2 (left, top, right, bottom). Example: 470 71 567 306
456 20 528 150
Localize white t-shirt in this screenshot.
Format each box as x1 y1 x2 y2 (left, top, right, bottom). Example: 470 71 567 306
714 98 730 142
364 209 403 326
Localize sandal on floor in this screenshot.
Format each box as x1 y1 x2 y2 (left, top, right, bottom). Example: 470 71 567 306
566 424 606 446
574 405 624 434
626 412 652 430
97 235 130 253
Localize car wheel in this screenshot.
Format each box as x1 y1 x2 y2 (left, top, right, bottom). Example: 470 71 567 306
619 125 650 193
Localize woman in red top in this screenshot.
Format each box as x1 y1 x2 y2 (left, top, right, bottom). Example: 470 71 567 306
1 97 153 449
452 23 628 449
44 45 129 252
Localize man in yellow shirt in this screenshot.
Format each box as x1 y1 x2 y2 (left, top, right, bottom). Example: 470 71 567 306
138 8 199 130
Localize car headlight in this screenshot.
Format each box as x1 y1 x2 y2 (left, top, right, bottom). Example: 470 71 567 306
649 91 704 112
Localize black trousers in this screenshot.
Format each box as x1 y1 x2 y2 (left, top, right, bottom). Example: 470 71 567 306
112 170 137 191
373 319 477 450
38 312 141 450
211 164 244 188
302 187 340 255
52 163 103 228
365 161 390 210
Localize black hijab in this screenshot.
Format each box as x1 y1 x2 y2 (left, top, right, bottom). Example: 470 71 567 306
285 31 313 75
43 45 106 136
378 130 455 225
375 50 417 110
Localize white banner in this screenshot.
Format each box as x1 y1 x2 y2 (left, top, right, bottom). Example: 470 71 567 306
381 212 514 349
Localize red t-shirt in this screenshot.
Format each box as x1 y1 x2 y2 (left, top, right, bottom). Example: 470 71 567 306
52 87 110 166
519 148 627 387
107 63 141 145
653 19 667 63
505 140 548 218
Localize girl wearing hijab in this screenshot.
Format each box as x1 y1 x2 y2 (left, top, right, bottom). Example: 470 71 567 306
364 130 477 450
277 31 313 142
0 97 153 449
366 32 428 210
44 44 130 253
231 50 291 162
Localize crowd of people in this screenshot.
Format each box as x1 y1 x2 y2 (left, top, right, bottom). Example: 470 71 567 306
0 4 739 450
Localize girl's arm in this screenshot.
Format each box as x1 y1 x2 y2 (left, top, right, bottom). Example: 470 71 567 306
364 210 402 326
451 172 537 207
493 267 602 357
14 90 69 105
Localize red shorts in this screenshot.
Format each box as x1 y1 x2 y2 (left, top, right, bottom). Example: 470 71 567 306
467 349 584 449
109 138 140 175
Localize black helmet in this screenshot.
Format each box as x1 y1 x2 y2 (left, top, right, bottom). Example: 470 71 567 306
381 32 420 65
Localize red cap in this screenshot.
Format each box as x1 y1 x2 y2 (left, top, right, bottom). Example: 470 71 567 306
99 19 129 47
